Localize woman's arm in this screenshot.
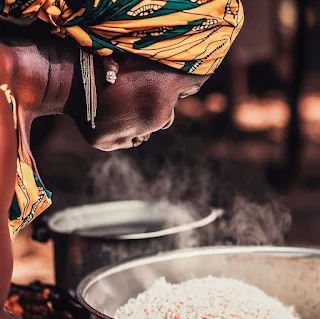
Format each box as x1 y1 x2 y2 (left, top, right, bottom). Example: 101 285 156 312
0 92 17 318
0 46 18 318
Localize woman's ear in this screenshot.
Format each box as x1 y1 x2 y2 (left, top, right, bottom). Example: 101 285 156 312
101 56 119 84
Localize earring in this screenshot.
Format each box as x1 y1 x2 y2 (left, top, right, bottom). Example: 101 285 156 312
106 70 117 84
80 49 97 129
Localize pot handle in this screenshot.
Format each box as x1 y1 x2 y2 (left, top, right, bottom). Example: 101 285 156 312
31 215 51 243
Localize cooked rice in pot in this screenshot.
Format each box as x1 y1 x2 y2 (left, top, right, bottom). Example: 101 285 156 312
115 276 300 319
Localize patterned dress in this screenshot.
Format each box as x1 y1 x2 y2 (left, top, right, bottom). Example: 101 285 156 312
0 84 52 240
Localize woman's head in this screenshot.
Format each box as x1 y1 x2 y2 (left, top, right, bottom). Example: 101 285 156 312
2 0 244 151
67 53 209 151
56 0 244 151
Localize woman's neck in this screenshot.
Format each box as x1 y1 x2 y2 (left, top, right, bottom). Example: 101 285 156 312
4 31 77 143
13 37 75 118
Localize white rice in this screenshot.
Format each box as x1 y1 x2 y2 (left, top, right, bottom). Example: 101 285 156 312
115 276 300 319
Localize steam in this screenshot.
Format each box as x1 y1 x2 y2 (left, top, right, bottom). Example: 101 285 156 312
38 127 292 247
43 130 294 315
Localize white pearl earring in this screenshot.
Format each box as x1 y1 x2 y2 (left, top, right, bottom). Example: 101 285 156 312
106 70 117 84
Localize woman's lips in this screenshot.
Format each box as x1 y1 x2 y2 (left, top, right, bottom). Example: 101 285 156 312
132 134 151 147
143 134 151 142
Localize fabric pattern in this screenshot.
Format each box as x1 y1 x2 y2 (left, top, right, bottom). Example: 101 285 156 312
0 0 244 75
0 84 52 240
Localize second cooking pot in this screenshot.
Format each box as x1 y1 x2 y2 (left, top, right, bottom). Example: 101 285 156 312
48 200 223 289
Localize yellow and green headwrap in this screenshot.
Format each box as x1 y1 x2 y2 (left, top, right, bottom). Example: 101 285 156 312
1 0 244 75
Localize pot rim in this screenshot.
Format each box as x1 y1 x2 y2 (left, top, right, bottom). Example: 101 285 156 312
48 200 223 240
76 245 320 319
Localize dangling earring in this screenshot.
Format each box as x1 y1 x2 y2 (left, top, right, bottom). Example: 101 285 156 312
80 49 97 129
106 70 117 84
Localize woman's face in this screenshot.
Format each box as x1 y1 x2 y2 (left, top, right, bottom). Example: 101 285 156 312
72 54 209 151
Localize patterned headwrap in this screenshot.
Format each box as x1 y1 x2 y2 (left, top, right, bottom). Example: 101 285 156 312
1 0 244 75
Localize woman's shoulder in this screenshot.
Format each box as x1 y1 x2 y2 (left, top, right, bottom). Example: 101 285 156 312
0 43 16 85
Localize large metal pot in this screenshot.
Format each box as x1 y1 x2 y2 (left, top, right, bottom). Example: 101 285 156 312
77 246 320 319
48 200 222 290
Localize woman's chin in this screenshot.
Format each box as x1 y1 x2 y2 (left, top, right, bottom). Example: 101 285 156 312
90 139 134 152
89 133 152 152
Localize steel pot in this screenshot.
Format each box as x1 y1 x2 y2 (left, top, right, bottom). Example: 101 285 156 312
48 200 223 290
77 246 320 319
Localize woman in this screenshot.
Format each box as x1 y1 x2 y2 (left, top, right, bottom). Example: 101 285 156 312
0 0 244 317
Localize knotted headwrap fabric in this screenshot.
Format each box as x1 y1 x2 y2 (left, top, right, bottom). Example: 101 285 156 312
1 0 244 75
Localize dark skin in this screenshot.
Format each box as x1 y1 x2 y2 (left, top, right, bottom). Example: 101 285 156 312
0 34 209 318
66 51 208 151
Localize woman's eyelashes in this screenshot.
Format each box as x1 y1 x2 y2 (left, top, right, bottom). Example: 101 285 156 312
163 90 196 130
174 93 189 108
178 93 192 100
179 93 189 99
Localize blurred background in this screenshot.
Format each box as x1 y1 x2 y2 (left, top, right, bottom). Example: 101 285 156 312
12 0 320 286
